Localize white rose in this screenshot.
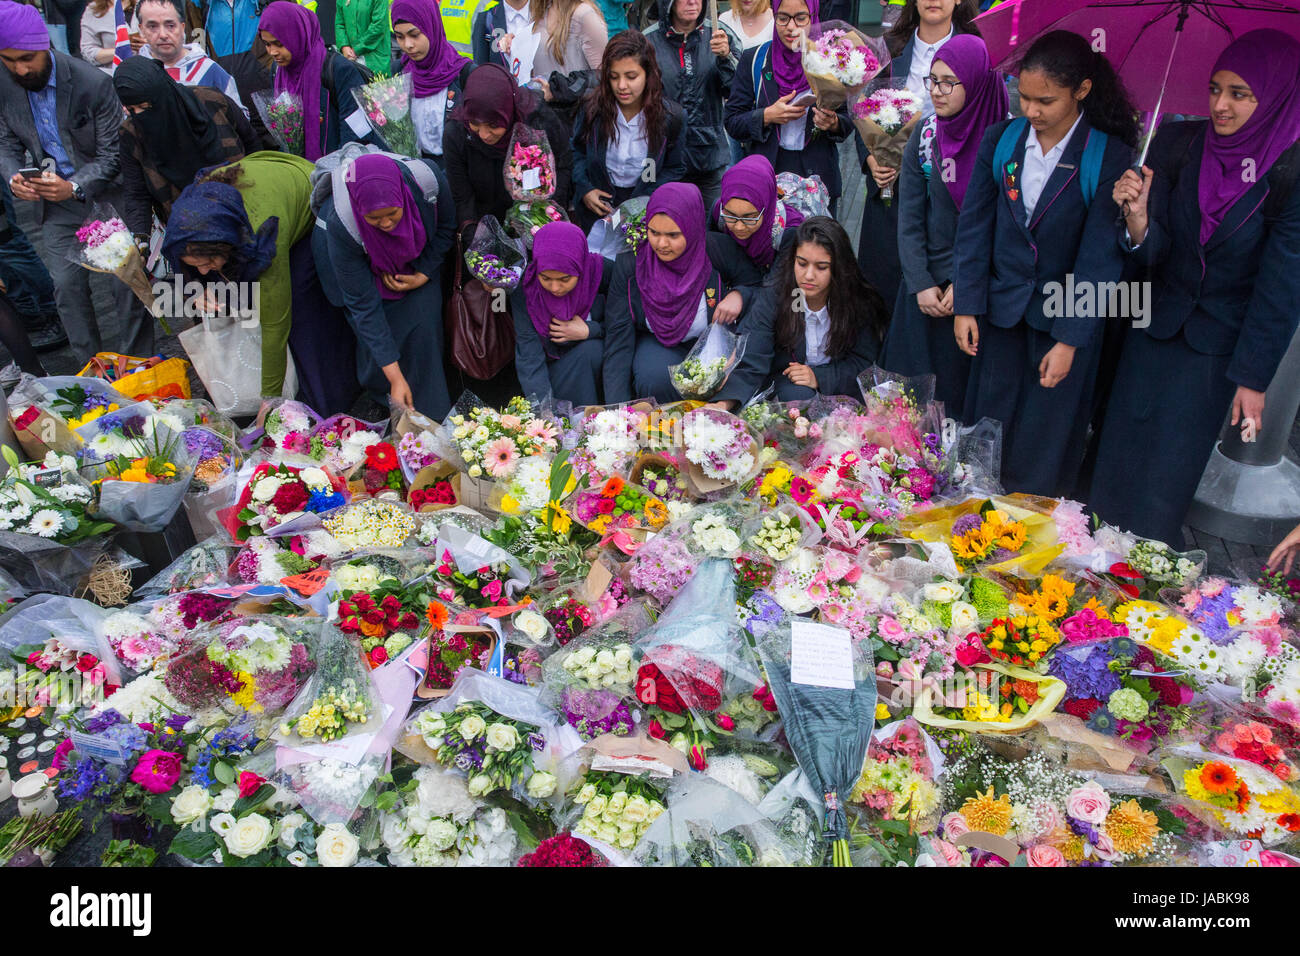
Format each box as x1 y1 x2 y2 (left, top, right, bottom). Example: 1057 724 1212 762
575 783 597 804
949 601 978 632
607 790 629 815
526 771 556 799
223 813 275 858
170 785 213 825
210 812 236 835
514 610 548 643
923 581 962 603
572 647 597 667
334 566 360 590
299 467 330 490
613 645 632 667
356 566 381 590
278 812 307 849
467 774 493 796
286 850 309 867
582 664 604 684
646 802 665 822
621 794 650 823
316 823 360 867
485 722 520 752
251 477 282 502
597 824 620 844
584 794 608 819
425 819 460 852
594 649 616 672
459 714 486 740
617 828 638 849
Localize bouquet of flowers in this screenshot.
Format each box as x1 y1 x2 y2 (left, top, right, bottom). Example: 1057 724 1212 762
223 462 347 541
541 604 650 738
517 830 607 866
90 426 196 533
425 546 518 610
147 590 237 643
252 90 305 156
7 376 135 458
941 747 1184 864
505 199 568 251
444 395 559 480
503 124 557 201
183 426 244 539
668 322 748 400
100 609 177 671
245 399 323 459
1048 637 1205 746
278 628 376 744
1163 747 1300 845
0 447 111 546
335 557 426 668
590 195 650 259
317 498 416 550
69 207 158 316
570 475 670 537
680 407 759 491
1175 578 1284 644
377 766 519 866
465 215 527 289
574 405 648 478
629 452 695 506
916 661 1065 732
852 79 926 204
421 602 496 692
851 719 942 831
231 534 332 585
353 73 417 157
406 686 559 803
800 22 887 109
1102 537 1205 600
162 616 318 722
10 633 117 710
903 496 1062 574
569 770 666 852
307 413 387 473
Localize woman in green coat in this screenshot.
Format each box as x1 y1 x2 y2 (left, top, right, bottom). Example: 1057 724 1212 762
336 0 393 75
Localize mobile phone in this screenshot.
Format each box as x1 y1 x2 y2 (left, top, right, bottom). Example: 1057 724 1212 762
791 91 817 108
18 166 43 180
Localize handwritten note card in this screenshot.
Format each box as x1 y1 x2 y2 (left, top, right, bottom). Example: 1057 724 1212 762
790 620 854 690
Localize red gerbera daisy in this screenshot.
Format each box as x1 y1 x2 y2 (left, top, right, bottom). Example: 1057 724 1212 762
366 442 399 473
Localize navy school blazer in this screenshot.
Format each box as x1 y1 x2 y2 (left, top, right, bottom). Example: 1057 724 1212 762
951 115 1133 349
897 115 961 295
471 3 511 70
1122 120 1300 393
712 283 883 407
724 43 852 199
571 101 688 201
313 159 457 369
508 257 612 401
602 233 761 403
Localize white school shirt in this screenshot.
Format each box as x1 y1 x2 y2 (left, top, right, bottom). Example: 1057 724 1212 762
687 294 709 341
1021 111 1084 221
804 304 830 366
778 113 806 151
608 110 649 188
906 25 954 120
504 3 539 83
412 88 450 156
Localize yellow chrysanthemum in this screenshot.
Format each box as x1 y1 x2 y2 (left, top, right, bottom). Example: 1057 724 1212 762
960 787 1015 835
228 671 263 714
1103 799 1159 858
1146 618 1185 654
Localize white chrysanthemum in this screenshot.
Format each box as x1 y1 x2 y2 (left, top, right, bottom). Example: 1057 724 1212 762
413 767 478 823
50 482 91 502
28 509 64 538
1220 637 1267 683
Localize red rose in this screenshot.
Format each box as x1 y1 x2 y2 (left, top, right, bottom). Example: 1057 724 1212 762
380 595 401 613
271 481 309 514
363 609 386 626
635 663 686 714
338 600 355 618
370 646 389 666
339 617 361 633
238 770 266 797
688 745 708 771
715 714 735 732
647 719 666 739
398 612 419 630
75 655 99 672
14 406 39 431
366 442 399 473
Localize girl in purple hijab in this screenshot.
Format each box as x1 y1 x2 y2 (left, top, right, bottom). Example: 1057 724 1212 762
512 221 608 404
259 1 376 161
879 33 1006 417
1089 28 1300 545
392 0 473 157
316 154 458 418
603 182 755 402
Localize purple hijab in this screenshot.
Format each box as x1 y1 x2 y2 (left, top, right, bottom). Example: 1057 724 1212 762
259 2 328 160
522 222 604 346
1198 29 1300 245
933 35 1009 211
712 154 803 267
637 182 712 347
346 155 428 300
772 0 818 96
392 0 466 97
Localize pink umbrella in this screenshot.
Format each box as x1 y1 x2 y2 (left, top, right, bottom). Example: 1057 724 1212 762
976 0 1300 153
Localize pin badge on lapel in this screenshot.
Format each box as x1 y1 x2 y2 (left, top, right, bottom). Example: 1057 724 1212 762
1004 160 1019 203
707 287 717 308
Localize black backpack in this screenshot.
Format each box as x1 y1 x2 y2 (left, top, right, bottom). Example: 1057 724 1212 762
323 47 376 94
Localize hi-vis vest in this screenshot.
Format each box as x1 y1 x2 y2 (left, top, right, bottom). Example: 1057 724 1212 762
441 0 497 59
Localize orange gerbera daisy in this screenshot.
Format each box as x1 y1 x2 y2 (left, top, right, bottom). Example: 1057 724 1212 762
601 476 625 498
643 498 669 528
1199 761 1238 796
426 601 449 631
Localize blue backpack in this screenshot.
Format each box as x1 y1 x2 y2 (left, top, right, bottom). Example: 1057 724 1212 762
752 41 772 97
992 116 1108 208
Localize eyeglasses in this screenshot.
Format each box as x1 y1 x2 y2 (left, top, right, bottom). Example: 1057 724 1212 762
720 208 766 226
774 12 811 26
923 76 963 95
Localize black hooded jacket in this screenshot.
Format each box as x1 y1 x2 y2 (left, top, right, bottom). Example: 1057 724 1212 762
643 0 739 176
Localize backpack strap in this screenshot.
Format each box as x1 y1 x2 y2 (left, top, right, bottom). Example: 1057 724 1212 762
331 153 440 247
752 41 770 102
1079 128 1108 207
991 117 1027 188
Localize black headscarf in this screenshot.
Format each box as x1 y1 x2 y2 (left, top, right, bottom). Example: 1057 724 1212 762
113 57 227 189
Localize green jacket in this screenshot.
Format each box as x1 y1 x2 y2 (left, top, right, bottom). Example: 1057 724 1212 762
336 0 393 75
216 151 317 397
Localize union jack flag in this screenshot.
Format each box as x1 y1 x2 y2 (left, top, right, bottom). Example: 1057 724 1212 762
112 0 134 66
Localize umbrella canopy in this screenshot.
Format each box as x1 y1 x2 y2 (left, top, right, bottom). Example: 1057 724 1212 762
975 0 1300 116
